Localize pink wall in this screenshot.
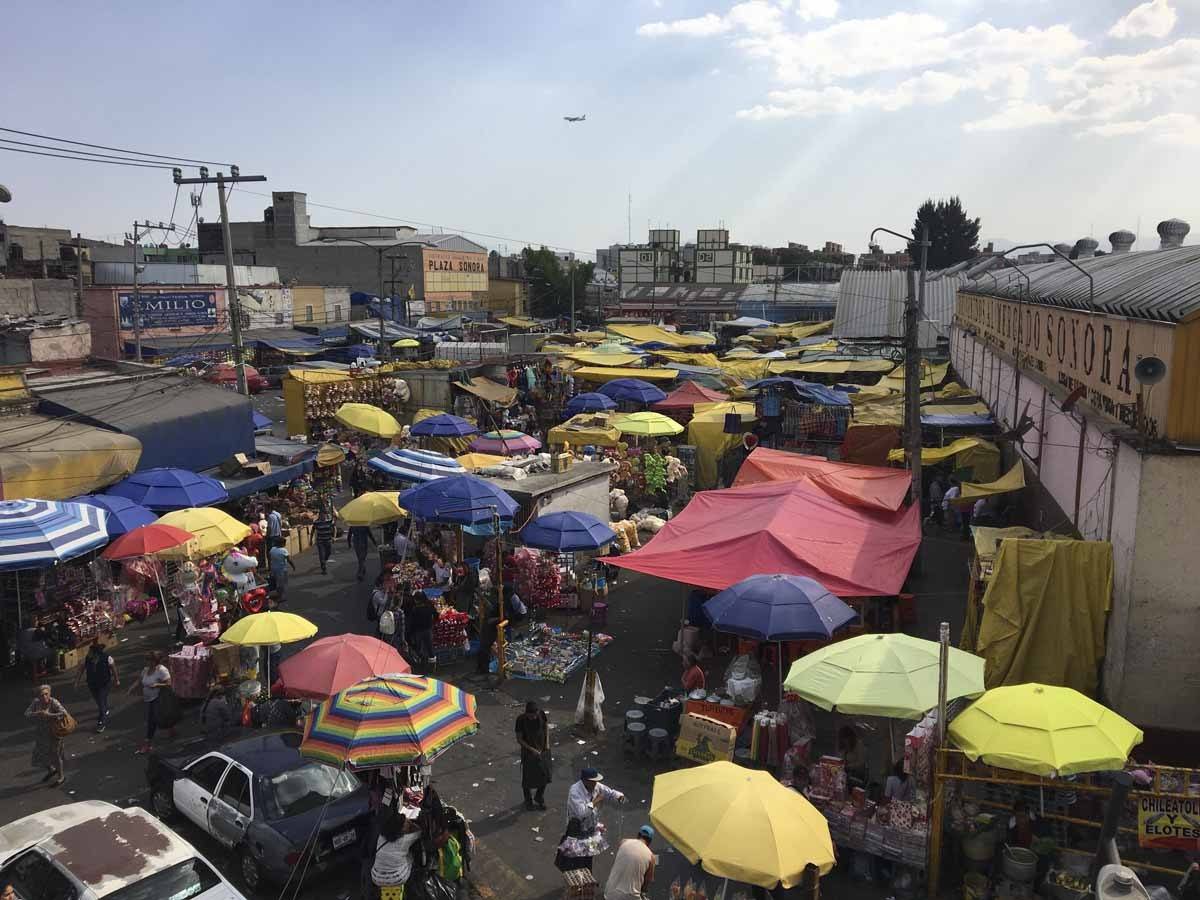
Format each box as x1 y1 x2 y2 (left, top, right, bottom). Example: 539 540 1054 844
82 285 230 360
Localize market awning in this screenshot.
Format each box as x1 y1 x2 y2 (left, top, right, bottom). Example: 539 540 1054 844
254 435 318 466
879 361 950 391
960 461 1025 500
920 401 995 427
653 381 730 411
564 350 646 367
687 402 757 489
732 448 912 512
648 351 723 368
454 376 517 407
571 366 679 383
768 359 895 375
216 458 315 501
606 477 921 595
497 316 541 329
287 367 351 384
887 436 999 465
605 324 711 348
37 374 254 473
255 336 324 356
547 414 624 449
0 414 142 500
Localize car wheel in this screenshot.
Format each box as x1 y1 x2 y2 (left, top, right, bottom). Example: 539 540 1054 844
240 848 263 892
149 784 176 821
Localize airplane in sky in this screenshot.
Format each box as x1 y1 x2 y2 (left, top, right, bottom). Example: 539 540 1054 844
563 114 586 123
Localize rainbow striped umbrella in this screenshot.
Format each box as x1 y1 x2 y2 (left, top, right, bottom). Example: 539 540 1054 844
300 674 478 769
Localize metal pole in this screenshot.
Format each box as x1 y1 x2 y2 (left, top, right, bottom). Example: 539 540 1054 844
75 233 84 317
936 620 950 747
1092 771 1132 878
217 174 249 396
376 247 388 359
569 257 576 334
905 225 929 513
132 222 142 361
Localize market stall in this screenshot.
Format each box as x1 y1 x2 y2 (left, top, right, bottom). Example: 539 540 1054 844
283 368 411 440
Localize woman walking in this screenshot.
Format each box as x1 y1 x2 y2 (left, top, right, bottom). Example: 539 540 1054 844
25 684 69 786
132 651 172 754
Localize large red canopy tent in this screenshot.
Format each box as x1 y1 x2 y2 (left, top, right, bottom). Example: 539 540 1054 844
732 448 911 513
606 478 920 596
652 381 730 411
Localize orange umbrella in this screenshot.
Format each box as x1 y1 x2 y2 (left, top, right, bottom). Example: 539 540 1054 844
276 634 411 700
101 523 195 560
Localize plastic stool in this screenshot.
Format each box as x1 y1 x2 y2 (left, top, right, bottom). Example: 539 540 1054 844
590 601 608 628
646 727 671 761
624 709 645 732
623 721 647 755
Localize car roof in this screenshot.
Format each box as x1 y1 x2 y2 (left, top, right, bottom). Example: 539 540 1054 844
0 801 199 897
221 730 308 777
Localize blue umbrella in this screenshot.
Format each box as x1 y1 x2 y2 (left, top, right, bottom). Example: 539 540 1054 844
69 494 157 537
399 474 518 527
520 511 617 551
410 414 479 438
565 392 617 416
369 448 465 483
106 467 229 511
598 378 668 404
0 499 109 572
703 574 857 641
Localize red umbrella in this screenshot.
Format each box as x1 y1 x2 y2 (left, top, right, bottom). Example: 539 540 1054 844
101 523 196 560
276 634 412 700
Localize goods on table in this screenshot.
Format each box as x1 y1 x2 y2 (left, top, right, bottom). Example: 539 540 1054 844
904 710 937 793
809 755 847 802
167 644 213 699
749 710 790 768
492 546 563 610
498 623 612 682
433 607 470 651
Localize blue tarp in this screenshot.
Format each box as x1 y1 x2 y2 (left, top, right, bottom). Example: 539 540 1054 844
217 458 314 500
747 377 851 407
252 411 272 432
255 336 323 355
921 413 995 427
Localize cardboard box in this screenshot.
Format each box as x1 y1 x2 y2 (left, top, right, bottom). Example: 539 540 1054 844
675 712 737 764
551 452 573 473
210 642 241 679
241 461 272 476
60 646 87 671
685 698 750 730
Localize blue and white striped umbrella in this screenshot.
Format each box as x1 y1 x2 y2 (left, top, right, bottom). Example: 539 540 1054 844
0 499 110 571
368 448 465 483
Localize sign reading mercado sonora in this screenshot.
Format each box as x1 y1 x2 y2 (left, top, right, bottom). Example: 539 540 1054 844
956 291 1175 437
118 291 218 329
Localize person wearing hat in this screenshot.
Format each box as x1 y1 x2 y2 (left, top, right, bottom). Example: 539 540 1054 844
558 767 626 872
605 826 657 900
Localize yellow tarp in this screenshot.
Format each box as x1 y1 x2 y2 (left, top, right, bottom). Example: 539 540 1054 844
413 408 474 455
888 437 999 465
606 324 711 348
850 396 905 426
971 526 1070 563
572 366 679 383
498 316 540 328
287 368 351 384
936 382 977 400
768 359 895 375
722 348 761 359
718 360 771 382
0 414 142 501
565 350 646 367
652 351 723 368
687 402 757 490
455 376 518 407
783 341 838 357
456 452 507 470
548 414 624 449
960 461 1025 499
973 539 1113 696
921 401 994 418
879 361 950 390
750 320 834 340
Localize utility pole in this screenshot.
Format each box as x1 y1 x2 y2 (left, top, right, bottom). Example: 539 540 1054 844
173 167 267 395
74 233 84 317
128 220 176 362
569 257 576 334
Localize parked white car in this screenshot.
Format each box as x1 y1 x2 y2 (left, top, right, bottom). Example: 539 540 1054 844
0 800 247 900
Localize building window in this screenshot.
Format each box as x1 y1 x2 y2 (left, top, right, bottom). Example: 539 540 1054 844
274 312 284 325
305 305 313 322
334 305 343 322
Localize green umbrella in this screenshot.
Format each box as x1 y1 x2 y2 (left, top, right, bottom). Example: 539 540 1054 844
783 632 985 719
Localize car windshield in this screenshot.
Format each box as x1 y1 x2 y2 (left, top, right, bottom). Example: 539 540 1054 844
105 858 221 900
263 763 360 819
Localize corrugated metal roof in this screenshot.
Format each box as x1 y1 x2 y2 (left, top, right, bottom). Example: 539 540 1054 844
93 262 280 285
961 246 1200 323
301 233 487 253
833 270 963 346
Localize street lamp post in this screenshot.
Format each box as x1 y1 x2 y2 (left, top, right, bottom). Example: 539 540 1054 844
318 237 433 358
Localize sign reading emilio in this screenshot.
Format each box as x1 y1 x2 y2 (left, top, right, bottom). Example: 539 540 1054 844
1137 795 1200 850
118 291 218 329
956 291 1174 434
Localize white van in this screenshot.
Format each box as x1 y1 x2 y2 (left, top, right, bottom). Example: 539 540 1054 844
0 800 246 900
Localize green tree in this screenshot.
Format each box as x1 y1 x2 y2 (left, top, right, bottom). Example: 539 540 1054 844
909 196 981 269
521 247 595 320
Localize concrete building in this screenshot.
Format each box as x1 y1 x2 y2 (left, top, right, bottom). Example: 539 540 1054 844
0 317 91 368
292 285 351 327
950 220 1200 733
0 279 78 318
0 224 72 275
617 227 752 294
197 191 489 315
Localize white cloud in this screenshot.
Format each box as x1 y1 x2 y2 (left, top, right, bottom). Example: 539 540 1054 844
1109 0 1177 39
963 103 1066 132
637 13 729 37
793 0 839 21
1086 112 1200 144
738 70 973 118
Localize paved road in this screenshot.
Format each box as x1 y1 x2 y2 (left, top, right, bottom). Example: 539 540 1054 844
0 461 971 899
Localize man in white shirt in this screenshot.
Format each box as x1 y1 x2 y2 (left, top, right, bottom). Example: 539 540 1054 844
566 768 625 834
392 528 412 561
605 826 656 900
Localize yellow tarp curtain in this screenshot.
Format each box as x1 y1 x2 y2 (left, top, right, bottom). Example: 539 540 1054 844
851 395 905 426
413 408 474 455
0 414 142 500
572 366 679 383
750 320 834 340
719 360 771 382
652 351 723 368
606 324 711 348
960 461 1025 499
548 414 624 449
888 436 999 465
498 316 539 328
455 376 518 407
972 539 1113 696
287 368 351 384
769 359 894 375
687 402 757 490
564 350 646 367
972 526 1069 563
879 361 950 390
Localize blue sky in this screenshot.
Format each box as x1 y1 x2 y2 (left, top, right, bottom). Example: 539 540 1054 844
4 0 1197 258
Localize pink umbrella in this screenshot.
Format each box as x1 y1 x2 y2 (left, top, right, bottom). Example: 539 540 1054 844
468 430 542 456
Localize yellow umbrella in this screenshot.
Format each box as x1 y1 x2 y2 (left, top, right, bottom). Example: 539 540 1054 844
614 411 684 437
316 443 347 467
948 683 1144 777
456 452 507 471
335 402 402 438
650 761 835 889
392 338 420 348
221 611 317 646
337 491 406 526
156 507 251 557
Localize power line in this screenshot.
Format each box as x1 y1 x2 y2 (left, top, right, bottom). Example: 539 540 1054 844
0 144 176 170
0 137 196 169
0 126 235 166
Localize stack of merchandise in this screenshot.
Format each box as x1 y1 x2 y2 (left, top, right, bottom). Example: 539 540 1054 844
503 547 564 609
497 623 613 682
904 711 937 794
749 710 791 768
807 755 848 804
55 600 120 647
433 607 470 652
167 644 214 699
